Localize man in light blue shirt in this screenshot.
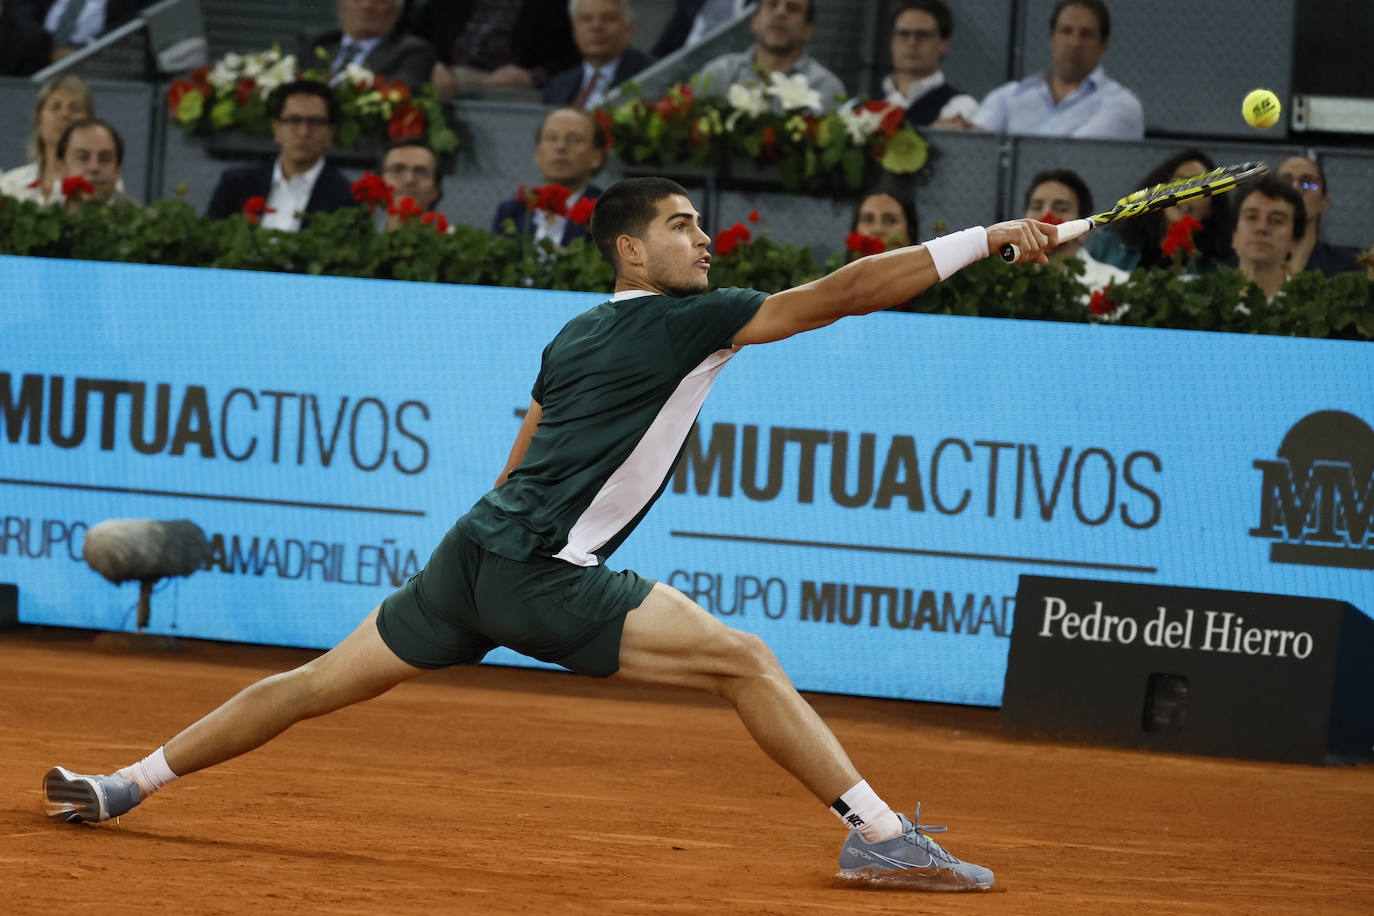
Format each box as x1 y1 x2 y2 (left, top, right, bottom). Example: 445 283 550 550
937 0 1143 140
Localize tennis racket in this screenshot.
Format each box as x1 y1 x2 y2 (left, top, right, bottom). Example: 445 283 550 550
1001 160 1270 262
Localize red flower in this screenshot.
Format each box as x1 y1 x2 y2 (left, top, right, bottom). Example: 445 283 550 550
351 172 393 210
387 195 424 221
26 177 42 189
860 100 890 114
761 126 777 160
530 183 571 216
716 222 751 257
242 195 277 224
377 78 411 103
846 231 885 257
1160 215 1202 257
1088 285 1118 317
569 196 596 226
421 210 450 233
235 77 256 106
748 209 759 223
61 175 95 198
679 83 695 105
387 104 426 140
167 79 195 111
878 105 905 139
1037 210 1065 226
189 65 212 86
593 108 615 148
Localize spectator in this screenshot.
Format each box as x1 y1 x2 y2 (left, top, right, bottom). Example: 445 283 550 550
304 0 436 91
1087 148 1233 272
652 0 755 59
1274 155 1362 277
1232 176 1305 301
55 116 138 210
379 138 442 228
0 73 93 206
696 0 845 108
408 0 580 101
7 0 155 66
939 0 1143 140
491 106 606 245
1 1 54 75
543 0 653 108
882 0 975 126
205 81 354 231
1022 168 1127 291
847 190 917 261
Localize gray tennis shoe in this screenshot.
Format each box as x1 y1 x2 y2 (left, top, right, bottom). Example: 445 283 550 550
836 804 994 891
43 766 142 824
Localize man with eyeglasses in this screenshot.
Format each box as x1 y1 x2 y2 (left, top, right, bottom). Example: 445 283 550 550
206 81 355 230
379 138 444 229
1274 155 1362 277
882 0 975 126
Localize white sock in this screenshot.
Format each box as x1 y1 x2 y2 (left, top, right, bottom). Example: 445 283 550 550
117 746 179 798
829 779 903 843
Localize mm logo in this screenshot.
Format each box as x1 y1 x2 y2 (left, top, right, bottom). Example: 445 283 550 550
1250 411 1373 570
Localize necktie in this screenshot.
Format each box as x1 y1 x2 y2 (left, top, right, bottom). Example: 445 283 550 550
573 70 602 109
333 40 364 74
52 0 91 47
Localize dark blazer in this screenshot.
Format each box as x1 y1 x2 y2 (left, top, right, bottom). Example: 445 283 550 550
491 185 602 246
205 160 355 223
10 0 154 46
301 30 437 90
541 49 655 106
651 0 755 58
406 0 578 86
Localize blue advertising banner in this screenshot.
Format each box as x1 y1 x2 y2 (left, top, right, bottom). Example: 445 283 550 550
3 255 1371 706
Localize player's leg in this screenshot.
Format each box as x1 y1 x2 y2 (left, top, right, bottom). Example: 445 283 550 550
43 607 425 823
614 582 993 890
615 582 860 805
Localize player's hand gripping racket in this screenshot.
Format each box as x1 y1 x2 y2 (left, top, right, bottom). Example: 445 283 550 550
1000 161 1270 262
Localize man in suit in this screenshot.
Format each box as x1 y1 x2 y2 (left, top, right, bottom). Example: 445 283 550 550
882 0 976 126
7 0 156 65
491 107 606 246
542 0 653 108
303 0 435 90
651 0 754 59
205 81 355 230
56 117 140 210
406 0 580 101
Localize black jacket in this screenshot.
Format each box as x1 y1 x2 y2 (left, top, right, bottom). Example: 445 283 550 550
541 49 654 106
406 0 578 86
300 30 437 90
205 159 355 223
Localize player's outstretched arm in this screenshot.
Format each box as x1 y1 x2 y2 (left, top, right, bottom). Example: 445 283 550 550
732 219 1057 347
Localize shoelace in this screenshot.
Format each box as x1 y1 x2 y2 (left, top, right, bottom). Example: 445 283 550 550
904 803 960 865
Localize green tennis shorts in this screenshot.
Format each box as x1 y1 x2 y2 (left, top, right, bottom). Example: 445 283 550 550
376 525 656 678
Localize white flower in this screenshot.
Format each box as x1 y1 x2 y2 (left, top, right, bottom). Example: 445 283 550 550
342 62 377 87
765 71 822 113
223 52 243 70
726 82 768 117
838 105 883 144
242 56 264 78
207 62 235 88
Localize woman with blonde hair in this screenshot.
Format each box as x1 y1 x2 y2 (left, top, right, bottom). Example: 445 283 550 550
0 74 95 205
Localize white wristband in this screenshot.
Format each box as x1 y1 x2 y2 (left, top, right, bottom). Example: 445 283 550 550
924 226 989 281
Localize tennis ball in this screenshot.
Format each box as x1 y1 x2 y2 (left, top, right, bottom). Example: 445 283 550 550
1243 89 1281 129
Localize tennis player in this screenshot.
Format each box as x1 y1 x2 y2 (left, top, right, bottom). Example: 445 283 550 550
44 178 1055 891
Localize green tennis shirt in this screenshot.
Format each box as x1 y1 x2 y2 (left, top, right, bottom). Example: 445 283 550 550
457 286 768 566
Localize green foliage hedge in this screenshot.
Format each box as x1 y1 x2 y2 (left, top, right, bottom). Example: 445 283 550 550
2 195 1370 341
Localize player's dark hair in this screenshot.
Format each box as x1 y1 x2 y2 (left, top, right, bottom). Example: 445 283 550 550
56 117 123 165
1236 175 1307 242
590 177 690 270
894 0 953 39
1116 148 1233 266
1024 168 1093 220
1050 0 1110 41
380 139 444 205
267 80 340 124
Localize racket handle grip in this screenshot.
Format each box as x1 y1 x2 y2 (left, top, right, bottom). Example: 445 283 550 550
999 218 1094 263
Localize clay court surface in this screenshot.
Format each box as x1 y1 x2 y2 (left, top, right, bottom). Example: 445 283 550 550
2 627 1371 915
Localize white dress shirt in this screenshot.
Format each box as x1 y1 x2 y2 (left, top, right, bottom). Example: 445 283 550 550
576 59 619 109
44 0 110 46
262 157 325 232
